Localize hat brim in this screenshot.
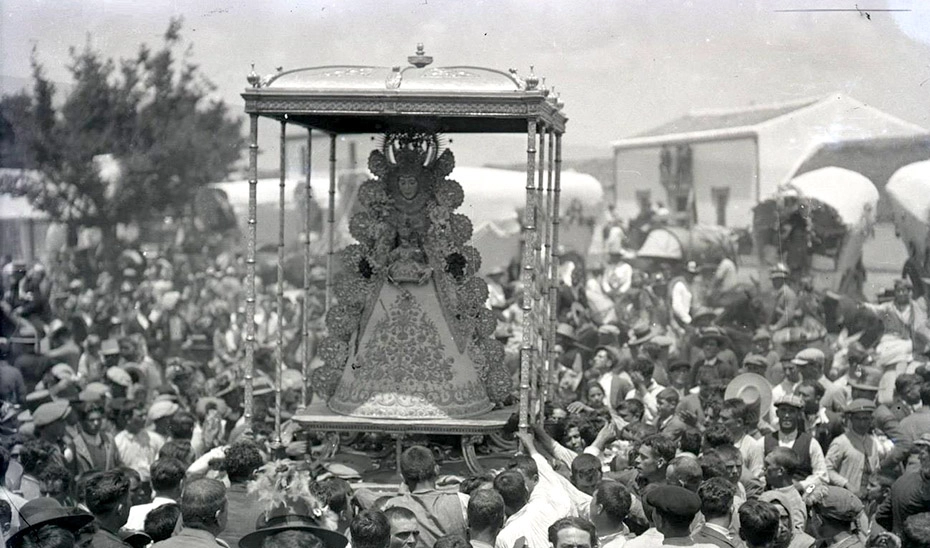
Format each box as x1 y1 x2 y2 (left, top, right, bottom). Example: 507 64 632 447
698 333 727 346
848 383 880 392
240 524 348 548
724 373 773 417
8 511 94 544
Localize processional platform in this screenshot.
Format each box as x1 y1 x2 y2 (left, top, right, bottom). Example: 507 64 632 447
292 402 515 474
237 45 567 454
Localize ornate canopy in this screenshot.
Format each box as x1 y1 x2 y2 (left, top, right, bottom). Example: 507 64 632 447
242 45 567 134
239 44 567 443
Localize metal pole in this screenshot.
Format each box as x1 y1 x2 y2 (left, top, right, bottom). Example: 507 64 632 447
543 129 555 406
549 133 563 406
519 119 537 434
244 114 259 431
533 128 546 419
302 129 313 408
274 120 286 445
326 135 337 312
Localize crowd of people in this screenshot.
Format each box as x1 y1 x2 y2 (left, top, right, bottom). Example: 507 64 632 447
1 217 930 548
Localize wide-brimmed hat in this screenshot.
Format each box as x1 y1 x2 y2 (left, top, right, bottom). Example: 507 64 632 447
120 530 153 548
725 373 773 417
556 323 578 341
7 498 94 546
195 397 229 419
596 324 622 348
849 366 882 392
628 322 657 346
697 326 728 346
691 307 718 324
240 510 348 548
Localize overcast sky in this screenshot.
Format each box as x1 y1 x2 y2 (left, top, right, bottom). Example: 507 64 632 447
2 0 929 168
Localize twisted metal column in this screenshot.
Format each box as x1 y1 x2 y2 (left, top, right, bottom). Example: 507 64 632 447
302 130 313 408
274 120 286 445
518 119 537 433
549 133 564 404
532 128 546 421
326 135 337 313
543 128 555 406
244 114 259 430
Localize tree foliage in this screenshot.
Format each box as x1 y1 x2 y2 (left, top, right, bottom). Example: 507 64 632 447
0 18 244 233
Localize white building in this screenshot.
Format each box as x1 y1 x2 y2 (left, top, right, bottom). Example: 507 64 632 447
611 94 927 228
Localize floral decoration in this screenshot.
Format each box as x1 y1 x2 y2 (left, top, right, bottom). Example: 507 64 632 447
318 131 513 405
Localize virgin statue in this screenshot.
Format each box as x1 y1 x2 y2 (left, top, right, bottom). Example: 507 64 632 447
313 131 511 420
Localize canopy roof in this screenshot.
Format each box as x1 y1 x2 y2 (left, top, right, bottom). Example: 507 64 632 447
887 159 930 224
786 167 879 227
636 225 736 262
753 167 878 259
242 45 567 134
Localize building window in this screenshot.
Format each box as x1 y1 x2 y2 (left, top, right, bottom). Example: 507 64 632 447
712 187 730 226
635 190 652 212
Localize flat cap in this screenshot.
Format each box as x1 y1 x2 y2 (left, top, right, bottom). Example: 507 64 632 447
813 486 864 522
33 400 71 427
147 401 180 422
743 354 770 370
49 363 75 381
913 433 930 449
844 398 876 414
791 348 825 366
775 395 804 409
100 339 120 356
644 485 702 520
106 367 133 388
79 382 111 403
752 329 772 342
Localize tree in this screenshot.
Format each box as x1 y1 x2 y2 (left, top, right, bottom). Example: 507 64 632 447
0 18 244 256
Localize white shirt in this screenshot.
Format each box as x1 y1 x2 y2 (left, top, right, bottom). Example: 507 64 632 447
624 527 663 548
600 531 628 548
671 279 693 324
114 430 165 482
736 434 765 482
495 505 552 548
531 453 591 518
124 496 175 532
776 429 829 490
626 380 667 426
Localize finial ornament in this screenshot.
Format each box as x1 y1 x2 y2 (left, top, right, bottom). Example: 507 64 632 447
386 66 403 89
525 65 539 90
247 63 261 88
408 43 433 68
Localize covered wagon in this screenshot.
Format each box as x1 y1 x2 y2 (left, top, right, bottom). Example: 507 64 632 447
753 166 878 297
